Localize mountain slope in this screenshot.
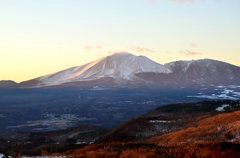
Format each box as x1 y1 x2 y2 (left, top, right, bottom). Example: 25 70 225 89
97 100 240 143
165 59 240 85
149 110 240 147
64 142 240 158
136 59 240 87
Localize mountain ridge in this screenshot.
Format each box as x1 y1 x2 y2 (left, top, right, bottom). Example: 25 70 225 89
2 53 240 88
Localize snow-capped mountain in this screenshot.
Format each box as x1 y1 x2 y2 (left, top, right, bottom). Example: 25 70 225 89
17 53 240 88
18 53 171 87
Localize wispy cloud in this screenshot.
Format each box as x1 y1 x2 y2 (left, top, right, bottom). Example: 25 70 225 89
180 50 201 56
84 45 102 50
130 47 154 53
108 50 129 55
170 0 193 3
146 0 193 5
190 43 197 47
148 0 158 4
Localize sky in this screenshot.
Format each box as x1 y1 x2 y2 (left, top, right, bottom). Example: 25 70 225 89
0 0 240 82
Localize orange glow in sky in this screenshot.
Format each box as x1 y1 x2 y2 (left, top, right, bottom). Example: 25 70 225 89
0 0 239 82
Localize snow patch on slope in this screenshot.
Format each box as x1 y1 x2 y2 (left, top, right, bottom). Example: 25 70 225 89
216 104 229 111
188 85 240 100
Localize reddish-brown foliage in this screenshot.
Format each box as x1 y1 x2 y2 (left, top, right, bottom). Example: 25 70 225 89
61 142 240 158
149 111 240 147
168 142 240 158
59 111 240 158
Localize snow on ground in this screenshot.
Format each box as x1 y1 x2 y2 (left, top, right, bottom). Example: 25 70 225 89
188 94 238 100
149 120 172 123
7 113 94 131
0 114 5 118
216 104 229 111
188 85 240 100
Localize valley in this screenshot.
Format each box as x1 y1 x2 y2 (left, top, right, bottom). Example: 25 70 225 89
0 87 207 134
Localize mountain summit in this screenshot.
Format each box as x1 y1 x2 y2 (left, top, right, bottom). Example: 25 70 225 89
17 53 240 88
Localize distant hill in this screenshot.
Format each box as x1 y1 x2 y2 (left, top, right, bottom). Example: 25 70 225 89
0 80 17 88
